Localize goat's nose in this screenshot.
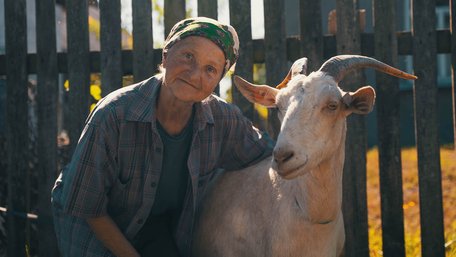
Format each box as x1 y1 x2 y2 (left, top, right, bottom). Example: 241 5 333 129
273 148 294 165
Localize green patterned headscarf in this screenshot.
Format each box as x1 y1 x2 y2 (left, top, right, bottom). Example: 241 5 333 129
163 17 240 74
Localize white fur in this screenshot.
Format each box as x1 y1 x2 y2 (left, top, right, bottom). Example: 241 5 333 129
192 69 374 257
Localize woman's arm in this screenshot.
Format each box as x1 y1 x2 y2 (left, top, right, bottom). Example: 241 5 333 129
87 215 140 257
219 105 275 171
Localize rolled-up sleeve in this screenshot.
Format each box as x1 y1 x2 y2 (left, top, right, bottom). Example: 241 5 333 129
56 108 119 218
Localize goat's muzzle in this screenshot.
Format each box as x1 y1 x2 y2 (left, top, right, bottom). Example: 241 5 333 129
273 148 294 169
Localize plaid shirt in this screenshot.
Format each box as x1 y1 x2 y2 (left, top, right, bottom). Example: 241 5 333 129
51 75 274 257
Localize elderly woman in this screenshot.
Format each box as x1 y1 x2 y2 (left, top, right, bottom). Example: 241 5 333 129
51 17 273 257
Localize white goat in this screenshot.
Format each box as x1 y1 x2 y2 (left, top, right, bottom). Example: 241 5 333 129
192 55 416 257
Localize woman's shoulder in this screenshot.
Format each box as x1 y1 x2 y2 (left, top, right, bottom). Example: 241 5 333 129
203 94 243 118
87 76 161 125
101 76 160 107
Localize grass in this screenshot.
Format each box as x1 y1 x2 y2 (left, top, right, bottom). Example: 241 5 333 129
366 145 456 257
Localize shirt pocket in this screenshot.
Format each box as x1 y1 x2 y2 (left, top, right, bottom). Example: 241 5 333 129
108 176 137 214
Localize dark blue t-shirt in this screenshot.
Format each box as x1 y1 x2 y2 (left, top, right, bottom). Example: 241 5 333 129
134 113 194 256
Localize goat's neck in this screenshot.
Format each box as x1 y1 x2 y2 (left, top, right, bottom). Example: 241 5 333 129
291 138 345 224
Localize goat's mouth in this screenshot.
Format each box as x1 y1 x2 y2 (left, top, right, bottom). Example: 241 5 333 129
277 159 308 179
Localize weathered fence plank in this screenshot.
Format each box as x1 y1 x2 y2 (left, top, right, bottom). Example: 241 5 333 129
66 0 91 153
229 0 254 120
264 0 288 139
4 0 28 255
197 0 220 95
132 0 154 82
36 0 60 256
164 0 186 37
100 0 122 95
197 0 217 19
451 0 456 146
300 0 323 72
373 0 406 256
411 0 445 256
336 0 369 256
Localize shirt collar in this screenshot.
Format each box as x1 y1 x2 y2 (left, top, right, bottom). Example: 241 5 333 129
125 74 215 131
194 97 215 131
124 76 160 123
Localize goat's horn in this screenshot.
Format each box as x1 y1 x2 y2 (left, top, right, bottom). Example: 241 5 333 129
276 70 292 89
318 55 417 83
276 57 308 89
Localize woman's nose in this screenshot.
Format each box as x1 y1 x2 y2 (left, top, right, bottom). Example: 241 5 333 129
187 63 202 82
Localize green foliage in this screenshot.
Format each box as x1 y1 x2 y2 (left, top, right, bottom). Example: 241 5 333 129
253 64 266 84
152 0 164 20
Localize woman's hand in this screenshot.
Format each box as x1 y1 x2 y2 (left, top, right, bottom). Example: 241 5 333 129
87 215 140 257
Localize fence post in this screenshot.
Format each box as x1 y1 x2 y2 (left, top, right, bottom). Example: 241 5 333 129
264 0 288 139
373 0 406 256
411 0 445 256
67 0 90 153
299 0 323 72
451 0 456 147
164 0 186 38
229 0 254 120
132 0 154 82
36 0 60 256
197 0 217 19
197 0 220 96
100 0 122 95
4 0 28 255
335 0 369 256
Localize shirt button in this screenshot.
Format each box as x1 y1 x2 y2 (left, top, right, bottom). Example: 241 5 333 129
137 218 143 224
198 181 204 187
151 182 157 188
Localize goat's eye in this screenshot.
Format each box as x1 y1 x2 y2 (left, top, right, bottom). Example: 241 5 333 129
327 101 338 111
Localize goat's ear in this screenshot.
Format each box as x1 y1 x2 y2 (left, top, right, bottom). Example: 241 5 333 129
342 86 376 115
276 57 308 89
233 76 279 108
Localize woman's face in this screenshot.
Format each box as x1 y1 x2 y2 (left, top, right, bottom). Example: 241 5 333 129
162 36 226 103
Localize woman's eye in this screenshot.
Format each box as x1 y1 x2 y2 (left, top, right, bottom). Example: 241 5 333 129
206 66 216 74
184 52 193 60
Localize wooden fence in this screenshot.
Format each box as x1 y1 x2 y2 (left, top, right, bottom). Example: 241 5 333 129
0 0 454 256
